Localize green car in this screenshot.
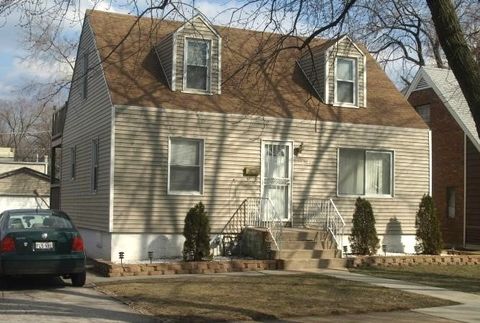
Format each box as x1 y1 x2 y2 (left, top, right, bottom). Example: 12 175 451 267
0 209 86 287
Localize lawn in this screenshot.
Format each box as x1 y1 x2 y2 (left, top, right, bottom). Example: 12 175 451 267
95 273 453 322
353 265 480 294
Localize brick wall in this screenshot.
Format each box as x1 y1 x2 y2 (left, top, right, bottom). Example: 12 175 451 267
408 89 464 246
348 255 480 268
466 139 480 244
93 259 279 277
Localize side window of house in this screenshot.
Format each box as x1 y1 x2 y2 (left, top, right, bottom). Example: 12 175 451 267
185 39 210 92
447 187 455 218
71 146 76 179
335 57 356 105
338 148 393 196
169 138 204 194
91 138 99 192
415 105 431 124
82 52 89 99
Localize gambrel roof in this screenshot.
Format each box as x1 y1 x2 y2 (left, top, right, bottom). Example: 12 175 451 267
407 66 480 151
86 10 427 129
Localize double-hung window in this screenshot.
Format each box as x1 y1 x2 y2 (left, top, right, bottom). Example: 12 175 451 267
91 138 99 192
169 138 204 194
335 57 356 105
185 38 210 91
338 148 393 196
415 105 431 124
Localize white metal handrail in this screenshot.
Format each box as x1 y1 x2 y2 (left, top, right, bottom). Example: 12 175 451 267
303 198 345 255
245 197 282 251
211 197 283 255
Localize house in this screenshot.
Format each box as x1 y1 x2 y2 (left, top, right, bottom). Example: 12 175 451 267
53 10 429 262
406 66 480 249
0 147 50 212
0 167 50 212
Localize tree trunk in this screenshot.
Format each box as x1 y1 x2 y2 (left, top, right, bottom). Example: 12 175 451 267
426 0 480 138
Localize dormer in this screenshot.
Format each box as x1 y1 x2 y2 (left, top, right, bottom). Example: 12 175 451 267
298 35 367 108
155 15 222 95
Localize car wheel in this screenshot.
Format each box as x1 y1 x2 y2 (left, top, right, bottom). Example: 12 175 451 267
71 271 86 287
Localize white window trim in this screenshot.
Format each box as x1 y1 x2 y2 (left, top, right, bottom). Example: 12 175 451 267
167 136 205 195
334 57 358 108
182 37 212 94
336 148 394 198
91 137 99 193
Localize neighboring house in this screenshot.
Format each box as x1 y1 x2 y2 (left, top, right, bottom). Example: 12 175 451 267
0 147 50 212
55 10 429 261
0 147 48 175
0 167 50 212
406 66 480 249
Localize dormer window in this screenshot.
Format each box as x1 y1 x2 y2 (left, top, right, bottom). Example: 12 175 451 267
335 57 356 106
185 38 210 92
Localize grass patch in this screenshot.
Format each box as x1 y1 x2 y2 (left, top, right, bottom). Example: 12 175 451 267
96 273 453 322
353 265 480 294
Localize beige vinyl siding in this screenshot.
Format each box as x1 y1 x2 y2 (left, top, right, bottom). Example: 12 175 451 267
327 37 366 107
174 16 220 94
298 51 326 100
61 17 112 231
154 33 174 89
113 105 429 236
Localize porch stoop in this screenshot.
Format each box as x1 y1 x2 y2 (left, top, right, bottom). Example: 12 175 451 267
273 228 347 270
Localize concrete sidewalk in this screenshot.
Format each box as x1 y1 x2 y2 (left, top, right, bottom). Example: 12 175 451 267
305 269 480 323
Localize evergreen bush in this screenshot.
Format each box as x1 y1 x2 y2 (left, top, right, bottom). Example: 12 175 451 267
349 197 379 255
183 202 211 261
415 194 443 254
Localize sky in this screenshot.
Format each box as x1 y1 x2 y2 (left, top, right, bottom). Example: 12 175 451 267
0 0 238 101
0 0 407 102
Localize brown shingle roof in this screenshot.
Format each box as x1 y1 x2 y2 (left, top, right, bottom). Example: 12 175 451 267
88 10 427 129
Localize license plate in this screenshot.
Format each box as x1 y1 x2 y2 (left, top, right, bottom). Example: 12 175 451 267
35 241 54 250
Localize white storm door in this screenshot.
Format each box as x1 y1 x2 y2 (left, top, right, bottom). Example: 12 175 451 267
261 141 293 221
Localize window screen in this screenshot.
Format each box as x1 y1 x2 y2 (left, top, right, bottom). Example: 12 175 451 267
169 138 203 193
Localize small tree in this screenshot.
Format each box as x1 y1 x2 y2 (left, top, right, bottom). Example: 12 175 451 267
350 197 379 255
183 202 211 261
415 195 443 255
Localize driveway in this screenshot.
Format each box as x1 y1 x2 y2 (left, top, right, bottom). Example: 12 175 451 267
0 274 154 323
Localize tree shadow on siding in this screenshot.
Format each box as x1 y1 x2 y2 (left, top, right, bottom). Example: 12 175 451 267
383 217 405 253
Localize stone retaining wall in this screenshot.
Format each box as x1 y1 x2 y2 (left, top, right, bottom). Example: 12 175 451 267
348 255 480 268
93 259 279 277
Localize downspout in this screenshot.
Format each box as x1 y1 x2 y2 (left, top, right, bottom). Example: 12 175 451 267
464 133 467 247
428 130 432 196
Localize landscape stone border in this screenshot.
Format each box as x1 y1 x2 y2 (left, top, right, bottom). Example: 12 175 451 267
92 259 280 277
347 255 480 268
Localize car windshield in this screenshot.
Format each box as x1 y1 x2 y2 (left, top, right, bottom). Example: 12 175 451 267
6 213 73 230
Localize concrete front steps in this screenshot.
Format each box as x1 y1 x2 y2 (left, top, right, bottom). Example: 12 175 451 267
273 228 347 270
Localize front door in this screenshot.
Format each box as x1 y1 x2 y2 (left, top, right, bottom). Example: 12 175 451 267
261 141 293 221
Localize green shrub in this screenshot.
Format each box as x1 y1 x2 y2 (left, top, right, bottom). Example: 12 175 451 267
183 202 211 261
349 197 379 255
415 194 442 255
